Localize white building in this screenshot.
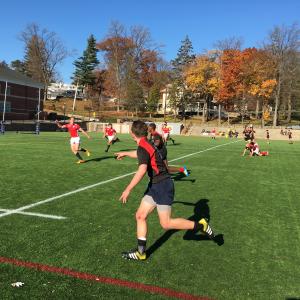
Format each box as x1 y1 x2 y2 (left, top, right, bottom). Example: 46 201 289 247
47 82 83 100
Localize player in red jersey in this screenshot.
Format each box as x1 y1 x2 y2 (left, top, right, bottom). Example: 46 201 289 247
161 122 175 145
56 117 91 163
211 128 216 140
103 123 119 152
148 123 189 176
249 141 269 157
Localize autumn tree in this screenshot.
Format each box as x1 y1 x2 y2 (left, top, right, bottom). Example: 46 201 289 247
20 23 69 102
97 21 135 111
264 23 300 126
184 55 220 122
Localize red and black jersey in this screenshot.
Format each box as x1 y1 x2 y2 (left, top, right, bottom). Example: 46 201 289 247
137 137 169 183
150 132 167 161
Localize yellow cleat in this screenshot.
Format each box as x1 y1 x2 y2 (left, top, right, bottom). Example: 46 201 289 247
86 150 91 157
76 160 86 164
199 218 215 239
122 249 147 261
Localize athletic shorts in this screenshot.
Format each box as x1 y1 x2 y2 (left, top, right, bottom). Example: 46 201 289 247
107 135 116 142
142 178 174 211
163 133 169 139
70 137 80 145
253 148 260 155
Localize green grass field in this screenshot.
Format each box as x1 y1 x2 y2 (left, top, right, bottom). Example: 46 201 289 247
0 132 300 300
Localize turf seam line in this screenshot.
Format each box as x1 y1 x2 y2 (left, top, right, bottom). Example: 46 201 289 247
0 140 240 219
0 256 212 300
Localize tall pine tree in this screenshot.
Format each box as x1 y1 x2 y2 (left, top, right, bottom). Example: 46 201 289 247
171 35 195 79
72 34 99 88
170 36 195 118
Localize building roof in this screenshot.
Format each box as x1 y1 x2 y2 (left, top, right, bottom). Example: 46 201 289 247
0 66 44 89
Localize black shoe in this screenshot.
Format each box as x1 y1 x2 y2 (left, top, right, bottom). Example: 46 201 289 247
122 249 146 261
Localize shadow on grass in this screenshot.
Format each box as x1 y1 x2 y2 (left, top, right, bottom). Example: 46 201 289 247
85 156 115 163
146 199 224 258
170 172 196 183
117 148 137 152
166 142 181 146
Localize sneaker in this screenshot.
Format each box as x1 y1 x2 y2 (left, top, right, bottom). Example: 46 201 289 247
76 160 85 164
183 166 189 177
122 249 146 261
199 218 215 239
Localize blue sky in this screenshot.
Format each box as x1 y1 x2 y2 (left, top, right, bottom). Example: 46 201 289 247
0 0 299 83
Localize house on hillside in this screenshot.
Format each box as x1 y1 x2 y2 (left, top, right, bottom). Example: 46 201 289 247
0 66 44 120
157 84 211 116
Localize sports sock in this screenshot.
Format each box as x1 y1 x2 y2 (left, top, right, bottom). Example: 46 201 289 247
170 138 175 144
80 148 87 152
193 221 203 232
137 238 147 254
105 145 111 152
75 152 83 160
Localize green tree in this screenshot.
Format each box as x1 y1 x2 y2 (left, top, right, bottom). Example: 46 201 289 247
147 84 160 116
72 34 99 89
10 60 27 74
125 78 145 114
170 36 195 118
171 35 195 79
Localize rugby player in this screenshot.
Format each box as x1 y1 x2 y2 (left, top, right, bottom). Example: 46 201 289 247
56 117 91 163
115 120 214 260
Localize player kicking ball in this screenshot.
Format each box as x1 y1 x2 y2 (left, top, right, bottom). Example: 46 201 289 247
115 120 214 261
56 117 91 163
103 123 119 152
148 123 189 176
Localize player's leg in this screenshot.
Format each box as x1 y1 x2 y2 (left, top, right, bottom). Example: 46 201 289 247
71 142 84 163
168 165 189 176
122 196 156 260
105 136 113 152
169 134 175 144
79 147 90 156
157 208 214 239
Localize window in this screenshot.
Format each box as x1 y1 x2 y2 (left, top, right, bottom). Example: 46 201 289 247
0 101 11 112
6 86 11 95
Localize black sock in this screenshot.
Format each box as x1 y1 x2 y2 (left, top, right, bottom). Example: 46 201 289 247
105 145 110 151
80 148 87 152
193 221 203 232
75 152 83 160
137 238 147 254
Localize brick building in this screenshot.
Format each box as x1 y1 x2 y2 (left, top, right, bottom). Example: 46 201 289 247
0 66 44 120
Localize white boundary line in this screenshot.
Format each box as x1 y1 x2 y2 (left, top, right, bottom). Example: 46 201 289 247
0 209 66 220
0 140 240 219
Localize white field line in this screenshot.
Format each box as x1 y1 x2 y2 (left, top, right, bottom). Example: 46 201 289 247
0 140 240 219
0 209 66 220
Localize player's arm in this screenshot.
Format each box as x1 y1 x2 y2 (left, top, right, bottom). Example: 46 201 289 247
115 151 137 160
249 149 254 157
55 120 65 128
241 148 247 156
79 128 91 139
119 164 147 203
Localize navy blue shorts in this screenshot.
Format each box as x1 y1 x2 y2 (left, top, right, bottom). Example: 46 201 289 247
143 178 174 206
